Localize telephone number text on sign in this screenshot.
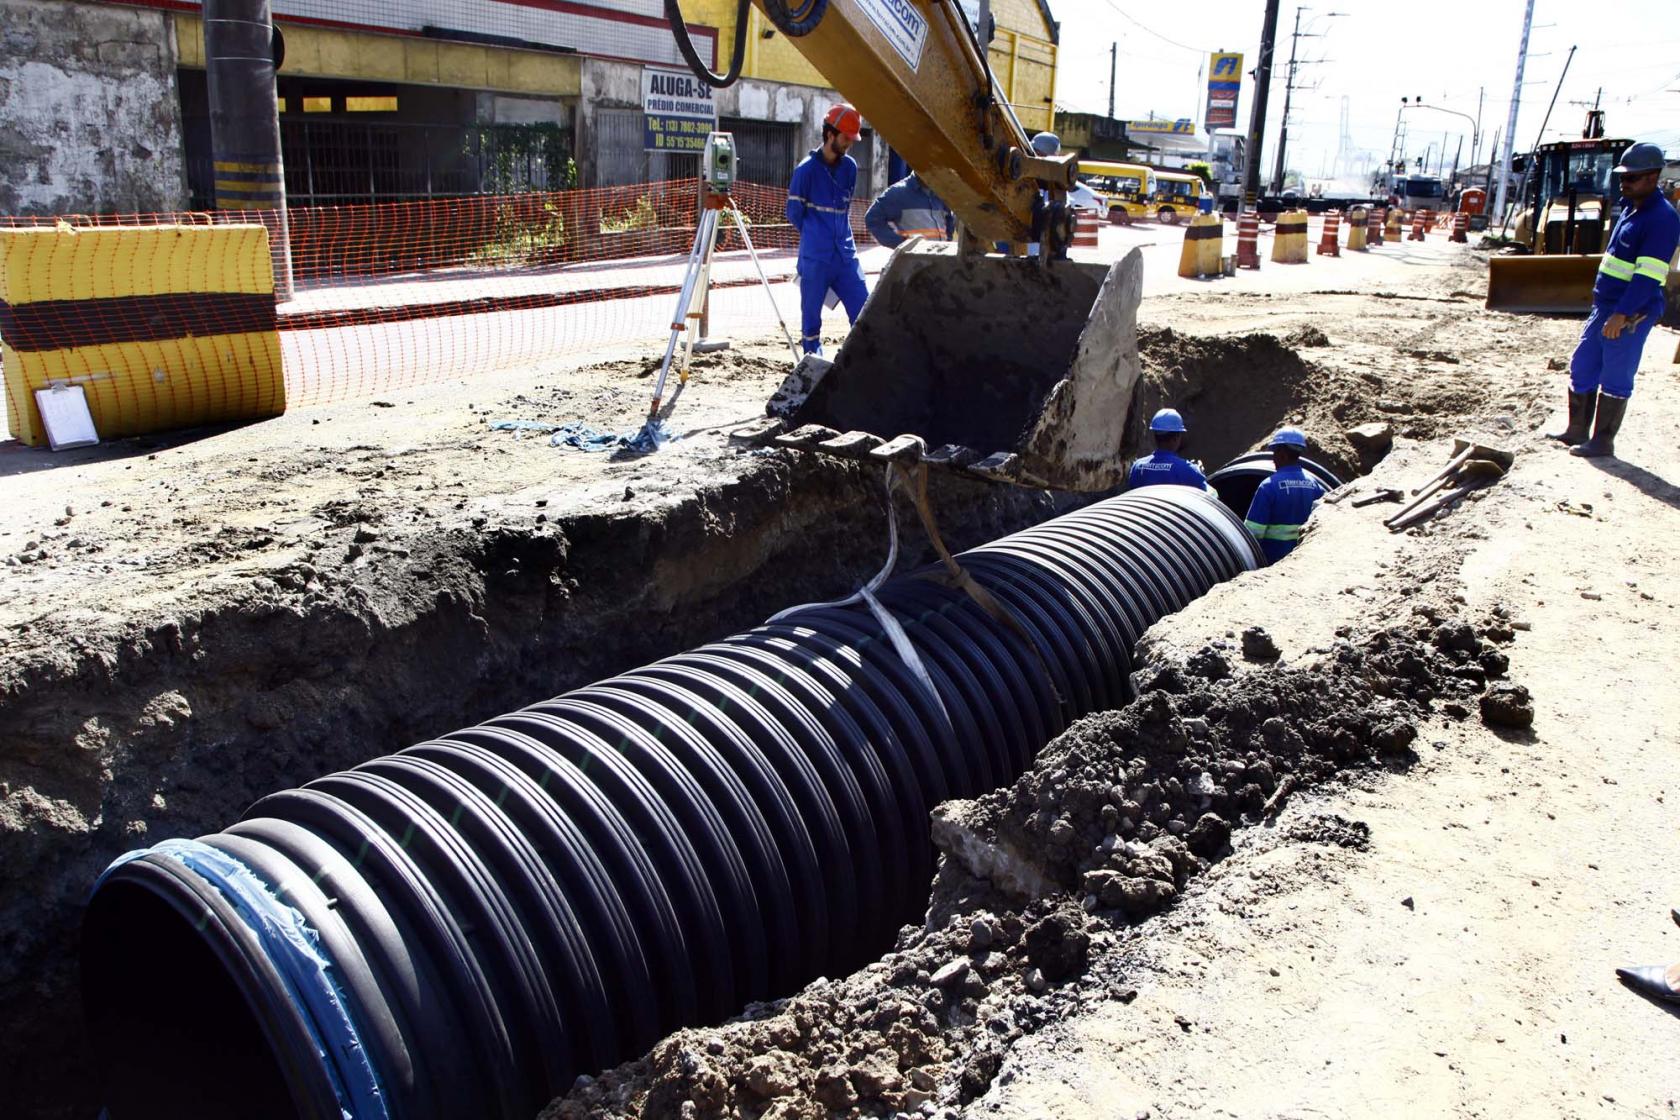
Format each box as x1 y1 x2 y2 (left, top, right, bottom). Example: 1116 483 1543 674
646 115 711 152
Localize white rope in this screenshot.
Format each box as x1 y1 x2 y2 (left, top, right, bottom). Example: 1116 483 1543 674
768 465 950 726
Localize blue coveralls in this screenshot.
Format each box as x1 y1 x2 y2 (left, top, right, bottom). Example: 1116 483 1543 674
1570 190 1679 399
1127 450 1208 490
1244 464 1327 563
864 174 953 248
787 149 869 355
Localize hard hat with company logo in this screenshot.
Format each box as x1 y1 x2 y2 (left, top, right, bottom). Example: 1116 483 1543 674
1149 408 1187 433
825 103 862 141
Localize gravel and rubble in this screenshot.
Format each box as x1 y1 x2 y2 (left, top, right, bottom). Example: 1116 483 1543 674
543 603 1524 1120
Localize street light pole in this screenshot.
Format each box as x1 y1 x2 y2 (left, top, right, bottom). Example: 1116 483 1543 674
1493 0 1537 225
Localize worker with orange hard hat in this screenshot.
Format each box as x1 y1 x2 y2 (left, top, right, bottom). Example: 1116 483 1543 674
786 103 870 355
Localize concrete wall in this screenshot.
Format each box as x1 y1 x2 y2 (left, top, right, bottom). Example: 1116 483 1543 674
0 0 187 214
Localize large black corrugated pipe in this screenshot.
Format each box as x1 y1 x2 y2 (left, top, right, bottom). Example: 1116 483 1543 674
81 488 1261 1120
1207 451 1344 518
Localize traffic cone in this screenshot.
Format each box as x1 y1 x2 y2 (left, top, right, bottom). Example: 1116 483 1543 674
1236 212 1261 269
1317 210 1342 256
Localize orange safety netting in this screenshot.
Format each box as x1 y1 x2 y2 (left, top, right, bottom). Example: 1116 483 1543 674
2 180 880 439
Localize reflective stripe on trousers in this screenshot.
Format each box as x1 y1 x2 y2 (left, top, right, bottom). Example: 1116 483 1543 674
1243 520 1304 541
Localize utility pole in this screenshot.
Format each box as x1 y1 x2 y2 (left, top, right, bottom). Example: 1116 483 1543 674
1108 41 1117 119
1492 0 1536 228
1472 86 1484 167
1241 0 1282 212
1269 5 1304 194
205 0 292 298
1499 44 1576 236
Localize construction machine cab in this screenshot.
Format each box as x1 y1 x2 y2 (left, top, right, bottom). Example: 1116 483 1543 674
1487 117 1634 315
1512 137 1632 254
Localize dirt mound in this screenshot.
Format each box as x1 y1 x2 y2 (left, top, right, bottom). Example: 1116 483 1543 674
1133 328 1373 481
542 608 1523 1119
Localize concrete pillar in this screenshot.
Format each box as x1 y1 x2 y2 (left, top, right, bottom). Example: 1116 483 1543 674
204 0 293 299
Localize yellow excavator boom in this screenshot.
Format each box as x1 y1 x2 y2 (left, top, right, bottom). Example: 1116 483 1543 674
668 0 1146 491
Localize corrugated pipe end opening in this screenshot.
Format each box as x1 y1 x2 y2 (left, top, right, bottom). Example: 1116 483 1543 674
83 871 299 1120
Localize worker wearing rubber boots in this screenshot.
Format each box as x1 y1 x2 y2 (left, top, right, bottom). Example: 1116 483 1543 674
1128 409 1209 490
1552 141 1680 458
787 104 870 355
865 172 953 248
1244 428 1327 563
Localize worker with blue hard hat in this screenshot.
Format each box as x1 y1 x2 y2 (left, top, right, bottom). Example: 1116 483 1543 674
1551 140 1679 458
1243 426 1327 563
1128 408 1209 490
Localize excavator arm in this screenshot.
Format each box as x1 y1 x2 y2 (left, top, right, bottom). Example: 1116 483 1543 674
665 0 1145 494
670 0 1076 249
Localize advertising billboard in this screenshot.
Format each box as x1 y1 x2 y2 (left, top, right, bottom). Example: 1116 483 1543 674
1206 52 1243 131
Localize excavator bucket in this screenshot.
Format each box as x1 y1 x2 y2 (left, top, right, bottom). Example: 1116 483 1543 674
756 242 1144 491
1485 254 1599 315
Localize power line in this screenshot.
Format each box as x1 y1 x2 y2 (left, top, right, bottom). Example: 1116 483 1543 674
1092 0 1213 56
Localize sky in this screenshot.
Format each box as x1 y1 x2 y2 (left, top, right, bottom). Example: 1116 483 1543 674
1043 0 1680 185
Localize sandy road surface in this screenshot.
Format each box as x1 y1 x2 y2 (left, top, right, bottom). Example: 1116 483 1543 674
971 332 1680 1119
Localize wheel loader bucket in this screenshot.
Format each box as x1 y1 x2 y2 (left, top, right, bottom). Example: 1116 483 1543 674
760 242 1144 491
1485 254 1598 315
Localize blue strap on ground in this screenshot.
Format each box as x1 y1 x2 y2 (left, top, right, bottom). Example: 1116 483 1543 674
97 839 388 1120
546 420 674 452
488 418 674 452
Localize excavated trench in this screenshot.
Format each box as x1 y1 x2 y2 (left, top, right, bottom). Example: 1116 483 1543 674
1 328 1378 1118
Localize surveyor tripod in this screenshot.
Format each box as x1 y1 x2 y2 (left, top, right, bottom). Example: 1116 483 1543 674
645 189 801 425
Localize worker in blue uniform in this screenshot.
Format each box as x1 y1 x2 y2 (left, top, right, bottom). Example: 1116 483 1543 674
1552 141 1680 458
1244 427 1327 563
1027 131 1066 259
865 172 954 248
1127 408 1208 489
786 103 870 355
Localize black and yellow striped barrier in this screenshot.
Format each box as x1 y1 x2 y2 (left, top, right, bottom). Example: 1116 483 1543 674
0 222 284 446
1347 207 1369 251
1270 209 1310 264
1177 214 1225 278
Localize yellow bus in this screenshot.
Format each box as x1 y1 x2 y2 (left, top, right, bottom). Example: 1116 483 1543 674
1077 160 1152 224
1148 171 1205 225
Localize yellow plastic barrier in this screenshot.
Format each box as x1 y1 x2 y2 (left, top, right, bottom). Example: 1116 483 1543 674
1270 210 1310 264
0 222 284 446
1385 209 1404 241
1347 207 1369 251
1177 214 1225 278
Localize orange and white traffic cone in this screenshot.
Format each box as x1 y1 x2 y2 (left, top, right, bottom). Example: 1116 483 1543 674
1317 210 1342 256
1450 210 1468 243
1408 209 1428 240
1072 211 1101 250
1368 208 1385 247
1236 212 1261 270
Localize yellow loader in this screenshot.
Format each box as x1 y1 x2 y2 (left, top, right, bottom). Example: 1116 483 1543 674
1487 132 1631 315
